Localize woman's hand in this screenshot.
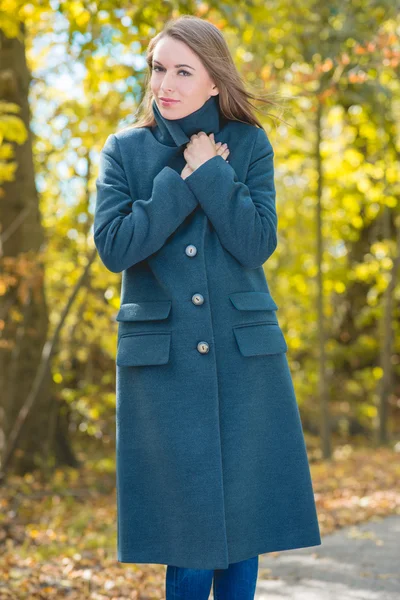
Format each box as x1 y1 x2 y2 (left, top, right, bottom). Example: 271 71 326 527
181 133 230 179
209 133 230 163
181 163 193 180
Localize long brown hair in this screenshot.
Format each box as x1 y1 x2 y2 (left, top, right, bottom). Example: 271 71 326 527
123 14 284 132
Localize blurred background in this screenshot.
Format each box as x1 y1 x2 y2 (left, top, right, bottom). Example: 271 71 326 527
0 2 399 598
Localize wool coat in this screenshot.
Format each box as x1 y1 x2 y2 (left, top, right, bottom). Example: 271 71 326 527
94 94 322 570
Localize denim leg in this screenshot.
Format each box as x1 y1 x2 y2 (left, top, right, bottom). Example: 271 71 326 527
165 565 214 600
213 555 259 600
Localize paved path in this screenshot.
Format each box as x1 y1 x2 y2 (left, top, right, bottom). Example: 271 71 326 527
255 514 400 600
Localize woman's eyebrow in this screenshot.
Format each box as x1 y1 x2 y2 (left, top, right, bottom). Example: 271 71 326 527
153 60 196 70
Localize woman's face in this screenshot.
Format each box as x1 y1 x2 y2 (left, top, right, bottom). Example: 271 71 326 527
150 36 218 119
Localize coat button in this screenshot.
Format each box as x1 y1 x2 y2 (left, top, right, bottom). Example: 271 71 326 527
197 341 210 354
192 293 204 305
185 244 197 257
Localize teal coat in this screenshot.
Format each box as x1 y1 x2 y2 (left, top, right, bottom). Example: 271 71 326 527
94 94 321 569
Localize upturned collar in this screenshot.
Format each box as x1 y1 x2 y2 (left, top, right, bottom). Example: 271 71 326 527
151 95 221 147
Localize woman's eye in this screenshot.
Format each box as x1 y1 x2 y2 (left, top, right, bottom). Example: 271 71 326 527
152 66 191 76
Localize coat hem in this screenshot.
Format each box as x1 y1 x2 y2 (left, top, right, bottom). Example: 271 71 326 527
117 534 322 570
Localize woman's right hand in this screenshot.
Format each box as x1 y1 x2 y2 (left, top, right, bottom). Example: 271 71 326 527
181 163 193 180
181 135 230 179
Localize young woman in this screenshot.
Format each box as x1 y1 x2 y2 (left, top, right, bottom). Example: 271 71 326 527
94 14 321 600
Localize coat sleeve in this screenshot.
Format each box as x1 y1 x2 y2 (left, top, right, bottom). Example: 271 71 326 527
94 133 198 273
184 127 278 269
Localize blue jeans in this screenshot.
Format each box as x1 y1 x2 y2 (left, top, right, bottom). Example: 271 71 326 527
165 555 259 599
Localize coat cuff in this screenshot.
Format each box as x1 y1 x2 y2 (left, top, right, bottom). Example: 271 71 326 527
184 155 232 200
159 166 199 214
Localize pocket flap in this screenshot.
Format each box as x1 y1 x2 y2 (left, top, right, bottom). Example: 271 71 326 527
116 301 172 322
229 291 278 311
233 323 287 356
116 332 171 366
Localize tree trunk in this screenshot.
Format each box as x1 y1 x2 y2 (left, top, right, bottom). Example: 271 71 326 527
315 96 332 459
0 24 67 475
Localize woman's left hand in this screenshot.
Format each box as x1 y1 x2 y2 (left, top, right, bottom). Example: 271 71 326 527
184 132 230 172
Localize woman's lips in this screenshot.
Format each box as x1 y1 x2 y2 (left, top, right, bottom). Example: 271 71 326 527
159 98 180 106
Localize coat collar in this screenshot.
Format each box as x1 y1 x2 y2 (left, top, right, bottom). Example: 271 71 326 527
151 95 221 147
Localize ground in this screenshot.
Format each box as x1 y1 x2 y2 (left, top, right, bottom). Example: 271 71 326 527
250 514 399 600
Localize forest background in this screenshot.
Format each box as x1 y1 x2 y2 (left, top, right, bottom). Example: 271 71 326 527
0 1 399 598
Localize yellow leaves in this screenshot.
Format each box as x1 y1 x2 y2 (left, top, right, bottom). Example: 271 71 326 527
342 193 359 211
359 121 377 140
75 10 90 28
0 160 17 184
383 195 397 208
365 202 380 219
351 215 364 229
291 275 308 295
75 347 88 362
243 28 254 44
334 281 346 293
274 57 285 69
370 241 391 260
67 1 89 24
0 101 22 116
343 148 363 168
1 447 398 597
103 393 116 408
287 334 302 350
89 407 99 419
381 256 393 270
356 177 371 194
354 261 379 282
363 405 378 418
0 3 23 40
109 296 120 310
386 165 400 184
0 101 28 185
261 64 273 81
0 101 27 143
26 527 40 540
372 366 383 380
311 447 400 536
0 141 15 161
0 116 28 145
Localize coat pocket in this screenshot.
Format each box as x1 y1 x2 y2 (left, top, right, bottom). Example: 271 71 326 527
229 291 278 325
116 332 171 366
116 301 172 322
229 291 278 311
233 322 287 357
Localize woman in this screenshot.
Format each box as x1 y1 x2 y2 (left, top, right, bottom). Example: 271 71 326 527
94 14 321 600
